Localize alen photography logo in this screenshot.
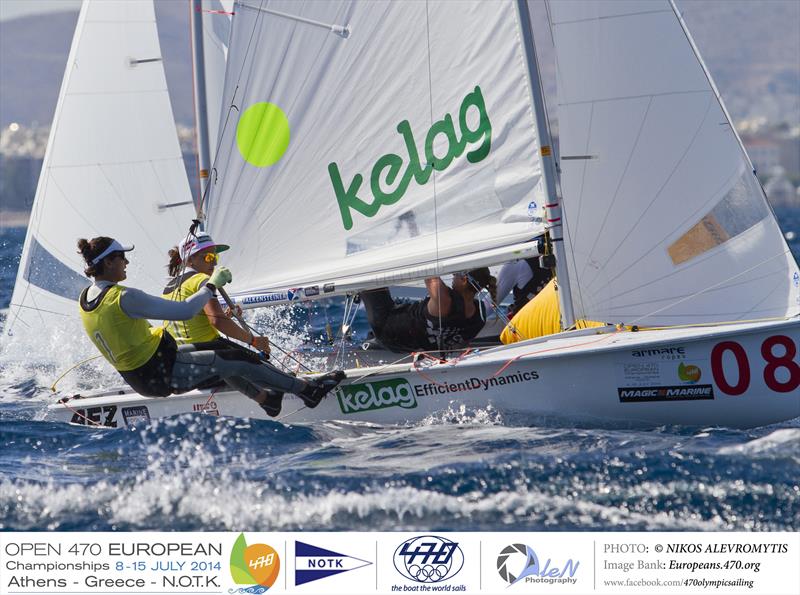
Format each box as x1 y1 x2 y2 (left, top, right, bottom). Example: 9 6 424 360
229 533 280 593
393 535 464 583
497 543 579 587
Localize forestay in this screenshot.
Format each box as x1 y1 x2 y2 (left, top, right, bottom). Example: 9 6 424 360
207 0 548 298
6 0 194 335
200 0 234 157
550 0 800 326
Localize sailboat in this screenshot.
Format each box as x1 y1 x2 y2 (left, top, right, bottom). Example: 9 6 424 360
6 0 798 429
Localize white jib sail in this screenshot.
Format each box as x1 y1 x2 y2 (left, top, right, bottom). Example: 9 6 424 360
550 0 800 326
5 0 195 338
206 0 548 298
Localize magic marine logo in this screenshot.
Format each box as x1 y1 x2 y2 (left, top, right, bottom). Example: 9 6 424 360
497 544 579 587
393 535 464 583
229 534 280 593
329 85 492 230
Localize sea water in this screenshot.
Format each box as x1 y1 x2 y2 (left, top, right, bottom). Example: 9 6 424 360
1 212 798 532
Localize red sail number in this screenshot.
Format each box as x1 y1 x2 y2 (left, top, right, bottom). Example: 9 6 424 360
761 335 800 393
711 335 799 395
711 341 750 396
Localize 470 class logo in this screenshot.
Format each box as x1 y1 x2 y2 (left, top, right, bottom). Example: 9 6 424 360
393 535 464 583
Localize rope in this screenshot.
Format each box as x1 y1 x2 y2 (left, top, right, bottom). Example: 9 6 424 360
50 355 104 392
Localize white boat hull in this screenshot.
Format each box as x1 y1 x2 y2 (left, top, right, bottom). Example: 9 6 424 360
47 319 799 429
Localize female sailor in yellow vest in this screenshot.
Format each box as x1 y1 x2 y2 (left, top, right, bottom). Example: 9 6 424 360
162 232 292 416
499 278 605 343
163 232 271 351
77 236 343 417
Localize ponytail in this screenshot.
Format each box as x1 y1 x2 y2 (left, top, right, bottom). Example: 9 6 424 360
77 236 114 277
167 247 182 277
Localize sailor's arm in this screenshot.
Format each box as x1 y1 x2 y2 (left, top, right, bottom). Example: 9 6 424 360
119 286 214 320
204 299 271 354
425 277 452 318
120 266 232 321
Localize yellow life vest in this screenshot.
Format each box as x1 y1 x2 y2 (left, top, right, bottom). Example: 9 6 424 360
79 285 163 371
500 279 605 344
162 271 218 344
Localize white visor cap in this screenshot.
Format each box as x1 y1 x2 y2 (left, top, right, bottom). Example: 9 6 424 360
91 239 134 265
178 233 230 261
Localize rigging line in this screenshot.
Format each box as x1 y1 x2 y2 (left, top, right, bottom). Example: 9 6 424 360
578 96 653 283
465 275 513 332
6 302 71 318
251 2 360 233
637 314 794 332
566 100 594 312
50 355 104 392
583 160 742 293
591 263 785 314
95 163 173 276
423 0 444 349
585 95 716 289
627 249 794 326
543 0 555 46
669 1 791 260
346 353 418 385
218 286 315 373
587 225 780 305
196 0 266 222
237 1 349 37
552 8 671 28
559 89 709 108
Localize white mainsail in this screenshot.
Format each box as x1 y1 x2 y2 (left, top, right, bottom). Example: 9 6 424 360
5 0 195 336
550 0 800 326
207 0 548 298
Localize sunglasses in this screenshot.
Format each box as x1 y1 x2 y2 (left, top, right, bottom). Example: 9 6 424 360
202 252 219 264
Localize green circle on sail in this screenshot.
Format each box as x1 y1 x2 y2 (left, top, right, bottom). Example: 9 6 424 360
236 102 290 167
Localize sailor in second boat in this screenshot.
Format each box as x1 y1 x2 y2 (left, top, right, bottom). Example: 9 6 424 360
77 236 343 416
361 268 496 354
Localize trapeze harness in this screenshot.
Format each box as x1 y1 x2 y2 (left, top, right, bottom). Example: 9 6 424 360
79 284 177 397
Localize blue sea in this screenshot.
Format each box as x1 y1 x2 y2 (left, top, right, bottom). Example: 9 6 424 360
1 211 799 532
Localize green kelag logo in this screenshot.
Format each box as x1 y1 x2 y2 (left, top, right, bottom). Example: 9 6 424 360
328 85 492 230
336 378 417 414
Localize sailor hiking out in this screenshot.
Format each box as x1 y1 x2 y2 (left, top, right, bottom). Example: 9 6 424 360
77 236 343 416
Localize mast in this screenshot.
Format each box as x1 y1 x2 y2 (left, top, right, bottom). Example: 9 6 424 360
514 0 576 329
190 0 212 222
